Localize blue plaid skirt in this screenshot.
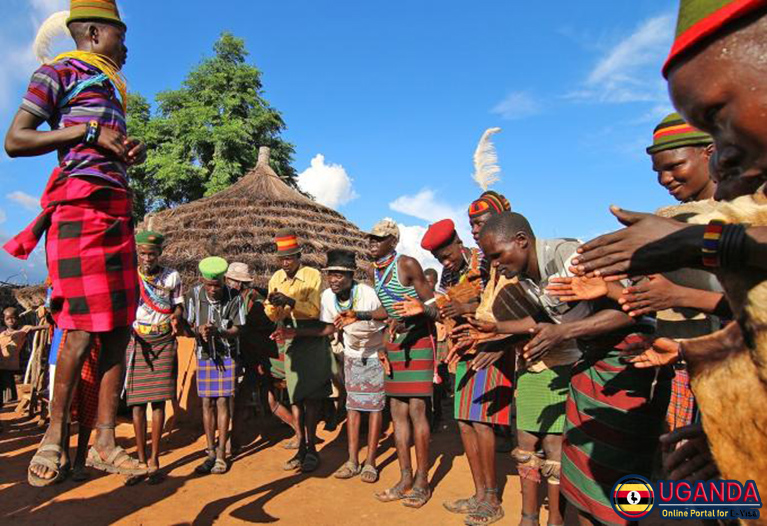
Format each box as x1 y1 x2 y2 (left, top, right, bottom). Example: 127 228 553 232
196 356 235 398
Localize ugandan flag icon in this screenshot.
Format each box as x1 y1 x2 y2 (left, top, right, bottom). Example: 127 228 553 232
612 476 655 520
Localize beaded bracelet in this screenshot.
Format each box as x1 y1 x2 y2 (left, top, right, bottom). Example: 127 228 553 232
84 120 100 144
702 220 725 268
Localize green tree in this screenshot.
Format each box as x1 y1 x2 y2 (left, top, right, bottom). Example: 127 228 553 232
127 32 297 217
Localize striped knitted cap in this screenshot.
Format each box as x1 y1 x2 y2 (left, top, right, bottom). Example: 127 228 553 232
468 191 511 218
663 0 767 77
67 0 125 29
646 112 713 154
274 228 301 256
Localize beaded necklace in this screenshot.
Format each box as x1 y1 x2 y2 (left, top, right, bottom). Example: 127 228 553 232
334 282 357 312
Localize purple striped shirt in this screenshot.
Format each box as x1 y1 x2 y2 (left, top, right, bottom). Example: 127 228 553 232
21 58 128 188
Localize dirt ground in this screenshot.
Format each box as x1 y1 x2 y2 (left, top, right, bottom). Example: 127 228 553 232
0 400 696 526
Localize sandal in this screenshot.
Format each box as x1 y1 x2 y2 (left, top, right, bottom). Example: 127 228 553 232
334 460 361 479
465 502 505 525
443 496 479 514
86 446 147 476
211 458 228 475
195 450 217 475
28 444 68 487
360 464 379 484
300 451 320 473
283 437 301 450
402 486 432 509
147 466 165 485
283 451 304 471
375 485 409 503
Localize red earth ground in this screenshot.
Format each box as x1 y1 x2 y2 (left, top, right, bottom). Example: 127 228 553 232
0 398 697 526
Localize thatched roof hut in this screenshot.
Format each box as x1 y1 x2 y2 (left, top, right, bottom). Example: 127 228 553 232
144 147 372 287
0 283 46 313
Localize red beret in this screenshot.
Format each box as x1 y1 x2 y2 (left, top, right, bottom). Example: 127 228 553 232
421 219 457 252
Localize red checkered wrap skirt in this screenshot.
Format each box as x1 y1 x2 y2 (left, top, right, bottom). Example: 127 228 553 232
3 170 138 332
666 366 696 431
69 331 102 428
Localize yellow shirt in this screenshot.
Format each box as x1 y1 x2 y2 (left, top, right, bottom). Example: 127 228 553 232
265 266 322 322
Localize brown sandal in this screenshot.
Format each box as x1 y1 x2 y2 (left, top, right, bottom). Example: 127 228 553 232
86 446 147 476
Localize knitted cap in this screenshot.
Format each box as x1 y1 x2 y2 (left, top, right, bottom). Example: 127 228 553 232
663 0 767 77
135 230 164 248
274 228 301 256
199 257 228 280
67 0 125 29
646 112 713 154
421 219 457 252
468 190 511 218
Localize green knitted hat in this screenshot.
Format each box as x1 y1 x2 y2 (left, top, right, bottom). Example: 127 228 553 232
135 230 164 248
663 0 767 77
646 112 713 154
67 0 126 29
199 257 228 280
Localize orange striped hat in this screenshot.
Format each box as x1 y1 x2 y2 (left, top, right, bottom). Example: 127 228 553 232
646 112 713 154
67 0 125 28
468 190 511 218
274 228 301 256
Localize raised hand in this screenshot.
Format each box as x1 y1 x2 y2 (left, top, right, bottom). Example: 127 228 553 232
625 337 680 369
570 207 692 279
393 295 424 318
619 274 680 317
439 299 465 319
546 276 608 301
470 349 505 371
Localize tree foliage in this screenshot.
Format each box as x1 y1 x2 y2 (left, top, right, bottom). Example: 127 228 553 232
127 32 297 218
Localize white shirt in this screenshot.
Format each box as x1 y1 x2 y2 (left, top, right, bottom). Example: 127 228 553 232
134 267 184 328
320 283 385 359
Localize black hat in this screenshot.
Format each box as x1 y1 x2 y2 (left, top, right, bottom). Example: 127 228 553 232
324 249 356 272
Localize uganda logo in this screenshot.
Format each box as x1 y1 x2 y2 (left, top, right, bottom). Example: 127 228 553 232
612 475 655 520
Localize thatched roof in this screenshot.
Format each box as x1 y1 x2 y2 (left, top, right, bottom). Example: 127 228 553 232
0 283 46 312
143 147 372 287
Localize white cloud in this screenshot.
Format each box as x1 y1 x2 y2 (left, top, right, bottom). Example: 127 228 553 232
7 191 40 212
297 154 358 209
393 222 441 273
567 14 674 104
388 189 475 273
491 91 542 120
0 1 70 110
0 231 47 284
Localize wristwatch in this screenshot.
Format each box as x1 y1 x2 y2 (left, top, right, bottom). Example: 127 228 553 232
84 120 100 144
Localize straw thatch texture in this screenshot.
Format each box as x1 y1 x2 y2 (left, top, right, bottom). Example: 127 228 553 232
0 284 46 312
142 147 372 287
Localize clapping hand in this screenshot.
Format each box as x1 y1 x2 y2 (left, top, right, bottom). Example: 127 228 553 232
393 296 424 318
546 276 608 302
334 310 358 330
623 337 681 368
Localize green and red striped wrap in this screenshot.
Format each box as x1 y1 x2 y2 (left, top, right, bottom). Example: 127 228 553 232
124 330 177 406
384 322 435 398
663 0 767 77
561 333 672 526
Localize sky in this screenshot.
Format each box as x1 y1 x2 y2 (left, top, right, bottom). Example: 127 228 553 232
0 0 683 283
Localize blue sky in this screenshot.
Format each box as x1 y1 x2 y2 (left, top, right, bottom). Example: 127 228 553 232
0 0 681 282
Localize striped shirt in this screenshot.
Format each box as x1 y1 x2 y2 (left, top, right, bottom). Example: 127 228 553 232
21 58 128 188
185 284 246 360
374 255 416 320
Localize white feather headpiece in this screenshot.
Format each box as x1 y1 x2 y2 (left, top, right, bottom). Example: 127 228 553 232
33 11 71 65
472 127 502 191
